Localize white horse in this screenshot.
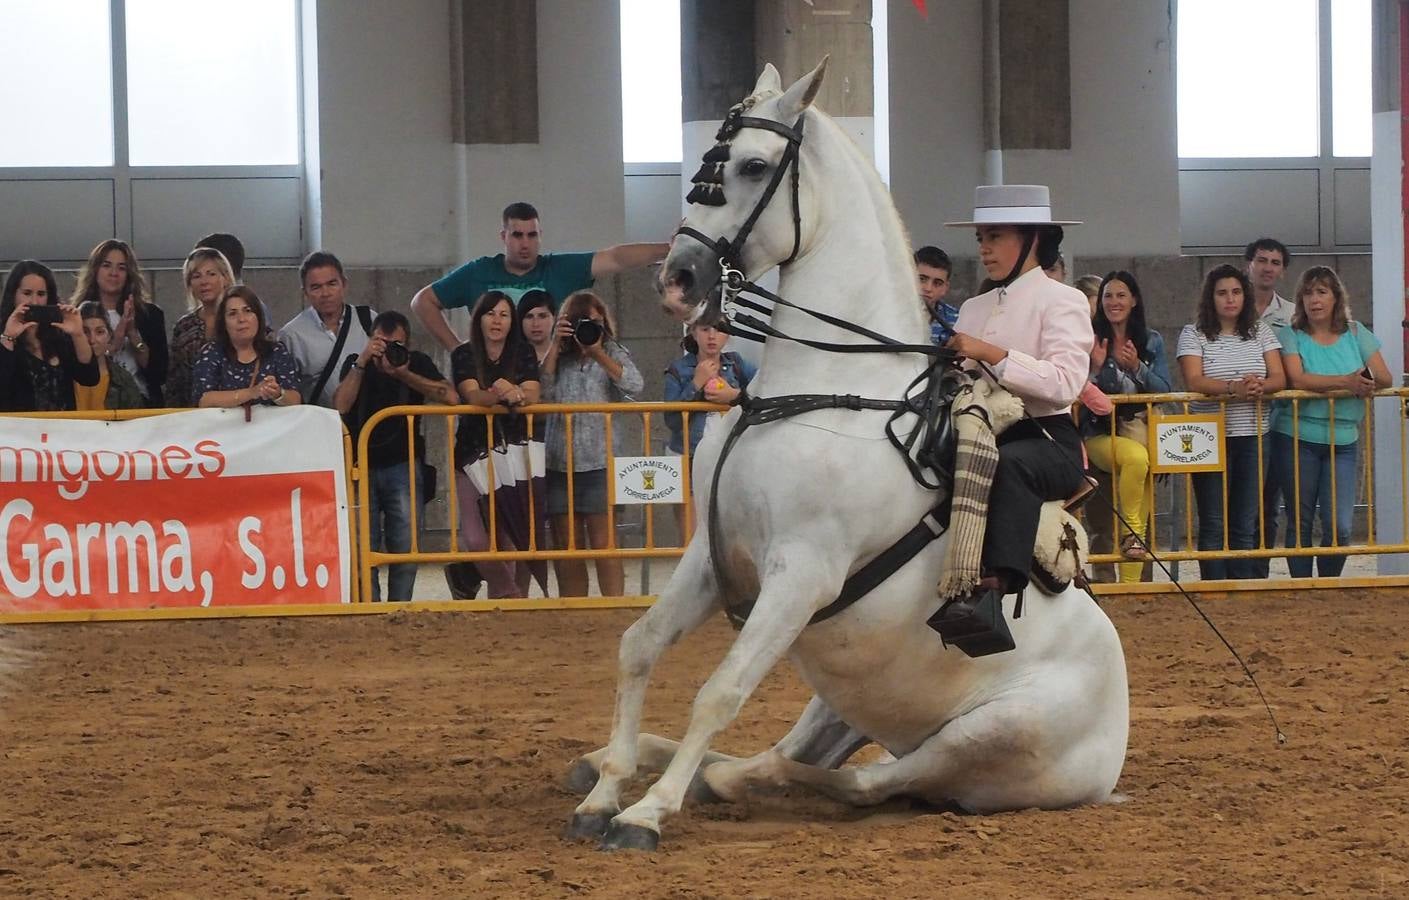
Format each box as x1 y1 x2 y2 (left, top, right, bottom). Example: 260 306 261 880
568 61 1129 851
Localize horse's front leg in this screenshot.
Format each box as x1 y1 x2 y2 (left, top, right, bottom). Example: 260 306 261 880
600 554 836 851
565 540 720 840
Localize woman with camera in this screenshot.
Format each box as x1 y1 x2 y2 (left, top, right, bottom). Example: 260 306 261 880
0 260 100 413
539 290 644 598
68 239 169 406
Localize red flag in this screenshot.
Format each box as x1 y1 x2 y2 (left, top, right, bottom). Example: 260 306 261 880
913 0 927 15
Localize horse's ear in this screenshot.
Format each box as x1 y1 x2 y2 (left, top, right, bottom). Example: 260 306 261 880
777 56 829 119
753 63 783 96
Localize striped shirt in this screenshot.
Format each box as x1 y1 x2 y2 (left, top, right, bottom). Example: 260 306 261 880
1175 322 1282 436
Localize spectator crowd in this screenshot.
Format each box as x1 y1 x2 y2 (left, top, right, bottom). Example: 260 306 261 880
916 236 1390 585
1 204 1391 601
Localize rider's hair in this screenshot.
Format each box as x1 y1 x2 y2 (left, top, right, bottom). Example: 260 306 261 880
913 245 951 275
1028 225 1064 271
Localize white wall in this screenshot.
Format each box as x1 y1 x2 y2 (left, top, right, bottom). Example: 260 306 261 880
462 0 627 258
884 0 1180 258
312 0 457 266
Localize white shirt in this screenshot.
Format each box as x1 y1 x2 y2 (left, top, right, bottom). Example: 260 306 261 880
1259 291 1295 328
953 266 1094 419
278 304 373 407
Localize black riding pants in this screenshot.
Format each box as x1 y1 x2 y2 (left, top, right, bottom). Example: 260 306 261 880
984 414 1085 591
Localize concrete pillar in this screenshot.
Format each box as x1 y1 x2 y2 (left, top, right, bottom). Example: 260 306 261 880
450 1 539 144
997 0 1070 151
681 0 758 201
678 0 876 371
1370 0 1405 573
680 0 876 196
756 0 874 162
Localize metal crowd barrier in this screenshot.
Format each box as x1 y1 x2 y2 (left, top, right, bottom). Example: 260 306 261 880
1085 387 1409 594
9 388 1407 623
353 401 720 607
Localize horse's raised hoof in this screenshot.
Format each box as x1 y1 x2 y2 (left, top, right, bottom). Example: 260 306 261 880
598 821 660 852
564 758 599 795
563 811 613 842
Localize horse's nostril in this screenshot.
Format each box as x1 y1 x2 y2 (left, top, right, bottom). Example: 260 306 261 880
668 270 695 294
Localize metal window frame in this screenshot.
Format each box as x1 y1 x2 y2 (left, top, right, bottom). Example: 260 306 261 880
0 0 306 266
1176 0 1371 254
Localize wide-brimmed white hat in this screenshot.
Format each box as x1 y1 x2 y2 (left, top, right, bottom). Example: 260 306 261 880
945 184 1081 227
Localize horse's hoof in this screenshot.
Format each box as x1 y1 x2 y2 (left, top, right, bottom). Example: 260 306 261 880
565 758 599 795
563 811 613 842
598 821 660 852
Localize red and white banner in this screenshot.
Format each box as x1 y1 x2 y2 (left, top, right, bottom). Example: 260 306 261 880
0 407 351 613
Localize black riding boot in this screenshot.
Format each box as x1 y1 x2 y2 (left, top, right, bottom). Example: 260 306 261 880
928 572 1016 657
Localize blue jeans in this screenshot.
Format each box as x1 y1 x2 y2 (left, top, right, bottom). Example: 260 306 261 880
368 460 423 601
1253 434 1285 577
1274 432 1358 578
1191 435 1263 580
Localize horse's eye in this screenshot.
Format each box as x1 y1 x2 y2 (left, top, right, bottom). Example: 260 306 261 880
740 159 769 177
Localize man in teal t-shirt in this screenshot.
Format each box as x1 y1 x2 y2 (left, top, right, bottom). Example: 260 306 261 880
411 201 670 351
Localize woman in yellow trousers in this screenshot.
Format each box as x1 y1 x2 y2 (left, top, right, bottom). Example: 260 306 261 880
1083 272 1171 583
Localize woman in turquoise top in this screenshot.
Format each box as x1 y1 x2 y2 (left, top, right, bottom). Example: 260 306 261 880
1272 266 1391 577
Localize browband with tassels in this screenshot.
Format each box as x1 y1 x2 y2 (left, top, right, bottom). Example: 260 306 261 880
678 99 807 268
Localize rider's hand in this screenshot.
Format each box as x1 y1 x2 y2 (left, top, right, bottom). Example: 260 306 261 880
946 332 1007 366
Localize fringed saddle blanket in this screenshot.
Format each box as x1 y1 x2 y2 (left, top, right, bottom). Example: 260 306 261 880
935 376 1088 600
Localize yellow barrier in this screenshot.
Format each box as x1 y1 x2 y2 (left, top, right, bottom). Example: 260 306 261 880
7 386 1409 622
1084 387 1409 594
354 401 723 606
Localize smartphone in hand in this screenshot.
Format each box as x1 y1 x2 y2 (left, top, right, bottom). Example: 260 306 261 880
23 305 63 325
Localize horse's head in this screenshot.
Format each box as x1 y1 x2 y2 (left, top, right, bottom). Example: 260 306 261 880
660 59 828 323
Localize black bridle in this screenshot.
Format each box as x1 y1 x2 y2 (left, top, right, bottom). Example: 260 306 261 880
676 101 808 270
671 101 962 627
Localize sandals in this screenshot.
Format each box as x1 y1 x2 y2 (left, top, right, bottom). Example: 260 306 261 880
1120 534 1153 562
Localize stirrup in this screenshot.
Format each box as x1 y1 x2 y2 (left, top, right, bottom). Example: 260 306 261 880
927 585 1015 658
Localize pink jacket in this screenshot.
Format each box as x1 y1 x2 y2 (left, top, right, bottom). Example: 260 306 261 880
953 267 1095 419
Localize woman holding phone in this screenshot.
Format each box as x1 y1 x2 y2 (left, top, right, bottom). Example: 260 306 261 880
0 260 99 412
1271 266 1391 577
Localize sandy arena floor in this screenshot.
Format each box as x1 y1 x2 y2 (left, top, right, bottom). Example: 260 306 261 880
2 591 1407 898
